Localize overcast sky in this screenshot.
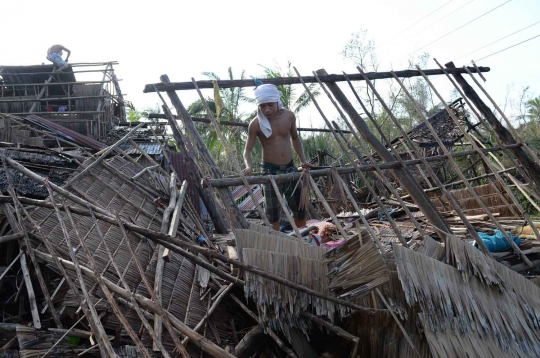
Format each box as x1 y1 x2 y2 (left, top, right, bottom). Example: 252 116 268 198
2 0 539 127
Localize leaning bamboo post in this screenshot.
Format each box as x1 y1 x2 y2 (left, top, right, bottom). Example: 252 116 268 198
415 66 540 253
434 59 540 199
449 63 540 188
318 69 452 236
349 68 491 253
163 180 187 260
154 172 177 350
462 65 540 165
190 78 272 227
395 68 532 265
308 175 349 239
158 100 230 234
0 252 22 282
269 176 303 240
19 252 41 328
71 204 169 358
159 75 248 229
294 68 409 246
29 70 56 113
506 174 540 213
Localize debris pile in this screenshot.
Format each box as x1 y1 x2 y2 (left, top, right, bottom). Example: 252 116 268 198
0 61 539 358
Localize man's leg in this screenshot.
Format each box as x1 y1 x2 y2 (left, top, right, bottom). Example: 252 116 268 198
262 179 280 231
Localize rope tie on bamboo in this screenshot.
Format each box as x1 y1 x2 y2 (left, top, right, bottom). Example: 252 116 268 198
253 78 263 88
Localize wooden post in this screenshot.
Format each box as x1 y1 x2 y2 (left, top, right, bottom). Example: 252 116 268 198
445 61 540 189
159 75 248 229
318 69 452 234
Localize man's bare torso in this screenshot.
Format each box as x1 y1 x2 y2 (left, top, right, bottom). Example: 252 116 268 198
47 45 64 55
252 109 295 165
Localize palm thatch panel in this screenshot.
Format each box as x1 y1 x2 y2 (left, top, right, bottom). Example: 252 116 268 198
393 243 540 357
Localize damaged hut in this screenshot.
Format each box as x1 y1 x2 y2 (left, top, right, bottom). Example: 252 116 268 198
0 59 539 358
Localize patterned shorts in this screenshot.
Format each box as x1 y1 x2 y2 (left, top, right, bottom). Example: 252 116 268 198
262 161 306 223
47 52 67 68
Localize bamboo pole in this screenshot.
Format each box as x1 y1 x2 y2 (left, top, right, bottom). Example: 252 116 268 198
19 252 41 328
148 113 353 133
163 180 188 260
143 66 490 92
154 172 177 350
0 95 108 104
190 78 272 227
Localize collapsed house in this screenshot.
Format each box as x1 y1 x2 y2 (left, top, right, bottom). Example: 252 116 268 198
0 60 539 358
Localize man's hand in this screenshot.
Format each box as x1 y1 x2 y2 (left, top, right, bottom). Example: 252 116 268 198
299 161 313 171
243 167 252 176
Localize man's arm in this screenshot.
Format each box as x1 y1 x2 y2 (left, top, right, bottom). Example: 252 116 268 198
62 46 71 61
242 120 258 175
289 114 311 168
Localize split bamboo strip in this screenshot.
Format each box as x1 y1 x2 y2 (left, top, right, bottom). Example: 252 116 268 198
65 122 145 186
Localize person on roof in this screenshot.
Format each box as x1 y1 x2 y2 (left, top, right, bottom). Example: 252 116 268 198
243 84 312 231
46 44 71 72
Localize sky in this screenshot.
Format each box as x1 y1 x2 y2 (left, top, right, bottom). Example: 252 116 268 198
2 0 540 128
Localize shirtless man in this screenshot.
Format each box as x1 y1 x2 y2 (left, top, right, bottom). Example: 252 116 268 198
243 84 312 231
46 44 71 72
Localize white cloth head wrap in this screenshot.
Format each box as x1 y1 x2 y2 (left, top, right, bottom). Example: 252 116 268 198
254 84 284 138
